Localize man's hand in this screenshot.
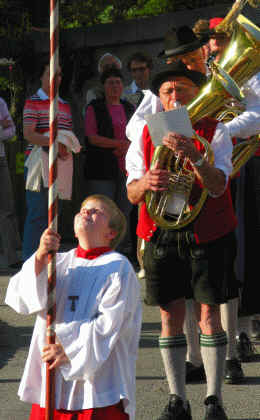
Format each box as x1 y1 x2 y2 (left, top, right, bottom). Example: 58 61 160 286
42 343 69 370
127 161 170 204
0 117 11 129
162 132 201 163
143 160 170 192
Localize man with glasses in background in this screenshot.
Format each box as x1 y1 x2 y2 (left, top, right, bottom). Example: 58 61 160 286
123 51 153 106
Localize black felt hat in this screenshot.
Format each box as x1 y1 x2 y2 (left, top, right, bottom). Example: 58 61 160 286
151 61 207 95
158 25 209 58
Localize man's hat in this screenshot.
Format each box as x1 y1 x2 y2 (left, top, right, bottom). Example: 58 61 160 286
158 25 209 58
151 61 207 95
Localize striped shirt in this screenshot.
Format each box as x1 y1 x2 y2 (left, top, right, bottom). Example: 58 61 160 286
23 88 72 154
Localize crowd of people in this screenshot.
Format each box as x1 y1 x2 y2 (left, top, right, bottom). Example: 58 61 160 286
3 9 260 420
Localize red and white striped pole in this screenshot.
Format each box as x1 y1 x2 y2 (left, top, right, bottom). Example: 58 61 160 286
46 1 59 419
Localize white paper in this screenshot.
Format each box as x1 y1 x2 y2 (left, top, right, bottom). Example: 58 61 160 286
144 106 193 147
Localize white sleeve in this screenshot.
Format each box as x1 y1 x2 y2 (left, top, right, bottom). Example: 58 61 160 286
5 255 48 315
211 122 233 180
225 73 260 139
126 90 163 143
225 109 260 139
125 128 146 185
57 266 141 381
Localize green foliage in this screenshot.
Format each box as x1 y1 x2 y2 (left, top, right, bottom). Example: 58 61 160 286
0 1 31 39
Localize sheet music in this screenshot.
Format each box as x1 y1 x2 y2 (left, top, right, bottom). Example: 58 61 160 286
144 106 193 147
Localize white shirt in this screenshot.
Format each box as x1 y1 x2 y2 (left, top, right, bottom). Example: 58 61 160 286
126 90 163 145
123 80 140 95
126 115 233 186
225 72 260 138
5 250 142 419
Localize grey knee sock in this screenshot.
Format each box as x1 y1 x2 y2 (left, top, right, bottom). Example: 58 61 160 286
200 332 227 404
220 298 238 360
159 335 187 403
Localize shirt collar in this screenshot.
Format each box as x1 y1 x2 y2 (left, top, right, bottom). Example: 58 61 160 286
37 88 65 103
76 245 112 260
130 80 140 94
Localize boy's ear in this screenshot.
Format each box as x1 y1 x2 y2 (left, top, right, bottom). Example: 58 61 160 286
107 229 117 241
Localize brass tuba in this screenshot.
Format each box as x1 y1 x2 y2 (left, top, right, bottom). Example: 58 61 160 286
214 13 260 177
146 131 214 229
146 64 245 230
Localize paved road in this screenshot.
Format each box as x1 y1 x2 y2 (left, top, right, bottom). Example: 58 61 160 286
1 252 260 420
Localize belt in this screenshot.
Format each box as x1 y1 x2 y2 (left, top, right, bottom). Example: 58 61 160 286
152 227 196 246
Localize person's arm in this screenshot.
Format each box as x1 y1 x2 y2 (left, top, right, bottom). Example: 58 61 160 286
0 98 16 141
5 229 61 315
85 104 128 151
127 161 169 205
23 121 49 147
225 72 260 139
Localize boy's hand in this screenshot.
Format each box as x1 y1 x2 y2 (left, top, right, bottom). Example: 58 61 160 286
36 228 61 261
42 343 69 370
35 228 61 275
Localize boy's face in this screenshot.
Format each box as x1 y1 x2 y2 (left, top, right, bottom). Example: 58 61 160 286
74 199 116 245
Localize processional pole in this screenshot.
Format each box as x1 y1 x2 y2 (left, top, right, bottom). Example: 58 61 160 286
45 0 59 419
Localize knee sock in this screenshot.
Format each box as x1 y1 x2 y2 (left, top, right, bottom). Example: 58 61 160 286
200 332 227 404
220 298 238 360
159 335 187 403
184 299 203 366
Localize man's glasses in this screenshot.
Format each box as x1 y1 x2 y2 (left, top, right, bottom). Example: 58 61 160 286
130 66 148 73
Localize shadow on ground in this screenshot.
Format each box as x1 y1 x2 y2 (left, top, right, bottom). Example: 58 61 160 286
0 319 33 370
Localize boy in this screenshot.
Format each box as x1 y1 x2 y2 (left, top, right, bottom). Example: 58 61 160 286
5 194 142 420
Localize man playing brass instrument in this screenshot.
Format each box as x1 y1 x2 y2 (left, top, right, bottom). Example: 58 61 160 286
126 61 236 420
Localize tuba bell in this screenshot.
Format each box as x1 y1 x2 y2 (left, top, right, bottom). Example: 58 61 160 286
213 12 260 177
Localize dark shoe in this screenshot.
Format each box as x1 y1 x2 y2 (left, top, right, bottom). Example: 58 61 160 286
186 361 206 383
251 319 260 339
224 358 245 384
204 396 228 420
237 332 256 362
157 394 192 420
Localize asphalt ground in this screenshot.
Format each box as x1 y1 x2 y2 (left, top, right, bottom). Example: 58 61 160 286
1 249 260 420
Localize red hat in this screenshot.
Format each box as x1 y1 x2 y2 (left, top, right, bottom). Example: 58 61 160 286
209 17 224 29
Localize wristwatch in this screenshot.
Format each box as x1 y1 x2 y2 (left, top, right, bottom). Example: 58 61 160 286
192 156 204 167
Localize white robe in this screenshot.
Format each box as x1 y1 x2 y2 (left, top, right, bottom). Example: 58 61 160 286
5 249 142 420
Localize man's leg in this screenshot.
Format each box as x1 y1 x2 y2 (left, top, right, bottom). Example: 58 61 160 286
220 298 245 383
158 298 192 420
197 303 228 420
184 299 205 382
